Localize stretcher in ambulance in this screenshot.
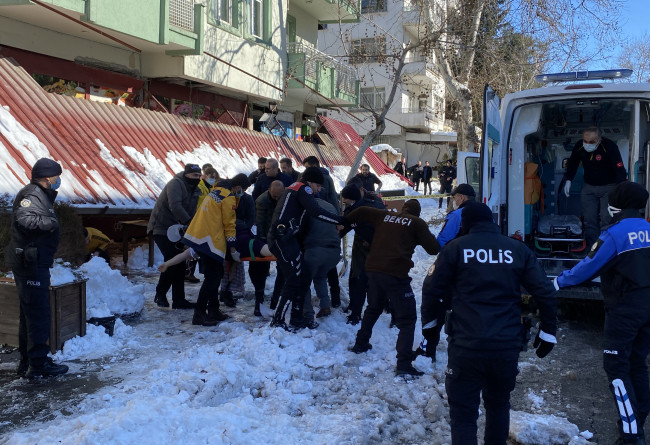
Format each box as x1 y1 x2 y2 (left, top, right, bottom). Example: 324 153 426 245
466 69 650 299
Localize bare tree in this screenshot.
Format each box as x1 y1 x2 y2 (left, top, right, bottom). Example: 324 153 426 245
617 32 650 83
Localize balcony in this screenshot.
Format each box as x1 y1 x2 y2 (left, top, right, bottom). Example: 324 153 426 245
397 105 443 131
287 42 359 105
401 53 439 84
289 0 360 23
0 0 204 55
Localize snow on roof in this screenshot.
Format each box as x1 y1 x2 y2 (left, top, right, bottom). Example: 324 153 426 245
0 57 401 211
370 143 401 155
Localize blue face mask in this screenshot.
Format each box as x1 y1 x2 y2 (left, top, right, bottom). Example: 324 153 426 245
206 178 216 186
235 192 244 198
50 177 61 190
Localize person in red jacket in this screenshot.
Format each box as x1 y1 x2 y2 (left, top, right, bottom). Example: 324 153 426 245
344 199 440 376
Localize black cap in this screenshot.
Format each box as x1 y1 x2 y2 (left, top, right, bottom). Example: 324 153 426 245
341 184 362 201
451 183 476 197
402 199 421 217
460 201 493 231
301 166 324 185
231 173 251 189
609 181 649 210
184 164 201 175
31 158 62 179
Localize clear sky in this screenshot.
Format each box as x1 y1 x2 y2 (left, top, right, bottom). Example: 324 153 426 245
619 0 648 39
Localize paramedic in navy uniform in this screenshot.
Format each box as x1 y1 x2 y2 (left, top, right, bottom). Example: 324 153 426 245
564 126 627 247
421 201 557 445
556 181 650 445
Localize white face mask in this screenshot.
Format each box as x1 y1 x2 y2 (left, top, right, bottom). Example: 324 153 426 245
583 141 598 152
452 199 460 210
608 205 621 218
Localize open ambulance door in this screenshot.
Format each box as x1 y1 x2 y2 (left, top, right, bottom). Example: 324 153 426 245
456 151 480 193
481 85 506 228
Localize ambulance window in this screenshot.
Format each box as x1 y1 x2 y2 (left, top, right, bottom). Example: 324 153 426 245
486 139 494 197
465 156 480 193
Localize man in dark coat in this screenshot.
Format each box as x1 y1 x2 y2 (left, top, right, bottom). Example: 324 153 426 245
252 158 293 200
394 156 406 176
408 161 423 191
345 199 440 376
248 157 267 184
422 161 434 195
556 181 650 445
351 164 383 192
280 157 300 182
421 201 557 445
148 164 201 309
267 167 344 330
5 158 69 378
438 159 456 208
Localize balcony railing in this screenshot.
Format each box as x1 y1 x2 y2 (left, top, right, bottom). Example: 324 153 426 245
404 53 438 75
401 105 443 122
170 0 195 31
288 42 357 96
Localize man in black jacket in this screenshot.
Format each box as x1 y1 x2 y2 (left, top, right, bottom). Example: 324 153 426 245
252 158 293 200
268 167 344 330
148 164 201 309
564 126 627 246
422 161 434 195
556 181 650 445
351 164 383 192
280 157 300 182
5 158 69 378
438 160 456 208
394 157 406 176
248 157 267 184
421 201 557 445
408 161 423 191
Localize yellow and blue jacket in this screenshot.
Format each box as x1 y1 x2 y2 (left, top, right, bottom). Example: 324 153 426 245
182 185 236 261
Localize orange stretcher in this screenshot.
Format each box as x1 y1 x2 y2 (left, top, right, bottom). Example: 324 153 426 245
240 256 276 262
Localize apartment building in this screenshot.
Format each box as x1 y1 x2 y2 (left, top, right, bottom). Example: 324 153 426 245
318 0 456 165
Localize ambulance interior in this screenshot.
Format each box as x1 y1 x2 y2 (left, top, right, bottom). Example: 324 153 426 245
514 98 650 258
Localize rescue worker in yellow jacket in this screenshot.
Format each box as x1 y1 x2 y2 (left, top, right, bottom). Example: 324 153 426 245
83 227 111 264
181 178 237 326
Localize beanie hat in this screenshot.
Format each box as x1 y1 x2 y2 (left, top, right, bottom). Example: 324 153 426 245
341 183 362 201
451 183 476 197
460 201 493 231
301 166 324 185
402 199 421 217
608 181 649 210
184 164 201 175
31 158 62 179
231 173 251 189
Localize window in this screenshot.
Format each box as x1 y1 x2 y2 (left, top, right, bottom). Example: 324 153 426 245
360 87 385 110
219 0 233 25
361 0 386 13
350 37 385 64
210 0 239 32
250 0 263 38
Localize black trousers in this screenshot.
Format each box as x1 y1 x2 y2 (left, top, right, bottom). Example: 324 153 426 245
423 179 432 195
327 267 340 306
248 261 285 304
446 348 519 445
356 272 416 369
603 295 650 441
439 182 453 208
14 266 51 365
154 234 186 303
348 267 368 318
270 237 309 324
195 256 224 311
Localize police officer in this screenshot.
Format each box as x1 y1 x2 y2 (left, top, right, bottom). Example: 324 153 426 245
268 167 344 331
421 201 557 445
438 159 456 209
556 181 650 445
436 183 475 248
564 126 627 247
5 158 69 378
346 199 440 377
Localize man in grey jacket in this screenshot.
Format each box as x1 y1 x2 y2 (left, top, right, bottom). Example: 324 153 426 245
302 198 342 323
148 164 201 308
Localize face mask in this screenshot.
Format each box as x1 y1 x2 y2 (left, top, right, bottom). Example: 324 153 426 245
583 142 598 152
206 178 216 186
185 176 200 187
452 199 460 210
608 205 621 218
235 192 244 198
50 177 61 191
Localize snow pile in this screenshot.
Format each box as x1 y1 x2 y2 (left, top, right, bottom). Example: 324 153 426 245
126 244 164 270
79 257 146 318
370 143 401 155
527 389 546 412
509 410 585 444
49 261 78 286
52 319 134 361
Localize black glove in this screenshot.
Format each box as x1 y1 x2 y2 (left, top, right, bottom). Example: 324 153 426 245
533 329 556 358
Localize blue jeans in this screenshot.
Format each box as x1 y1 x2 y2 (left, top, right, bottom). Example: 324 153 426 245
303 246 340 320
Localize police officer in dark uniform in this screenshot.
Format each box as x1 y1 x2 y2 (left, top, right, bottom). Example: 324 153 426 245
556 181 650 445
5 158 69 379
421 201 557 445
268 167 344 331
438 159 456 209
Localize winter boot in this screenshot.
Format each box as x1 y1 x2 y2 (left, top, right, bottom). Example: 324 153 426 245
16 355 29 377
254 291 264 316
346 314 361 325
26 357 68 379
207 307 230 322
269 294 279 310
192 309 219 326
154 294 170 308
316 307 331 318
395 364 424 377
220 290 237 308
349 342 372 354
330 290 341 308
172 298 196 309
254 302 262 317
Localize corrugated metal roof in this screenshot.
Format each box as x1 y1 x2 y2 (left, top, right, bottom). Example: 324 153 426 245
0 57 395 210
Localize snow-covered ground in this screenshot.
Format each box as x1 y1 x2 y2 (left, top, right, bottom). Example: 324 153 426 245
0 174 594 445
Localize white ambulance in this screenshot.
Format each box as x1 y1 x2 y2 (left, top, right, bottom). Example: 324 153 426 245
459 69 650 299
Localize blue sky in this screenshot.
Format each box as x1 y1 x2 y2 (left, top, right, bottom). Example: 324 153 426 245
619 0 648 38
